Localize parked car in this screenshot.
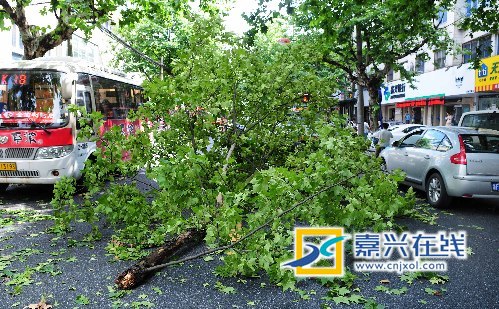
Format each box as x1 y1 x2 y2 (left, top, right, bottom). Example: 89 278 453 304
458 109 499 131
387 124 427 144
380 126 499 207
368 124 426 152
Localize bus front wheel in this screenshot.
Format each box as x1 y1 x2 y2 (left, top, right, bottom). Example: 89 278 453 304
0 184 9 192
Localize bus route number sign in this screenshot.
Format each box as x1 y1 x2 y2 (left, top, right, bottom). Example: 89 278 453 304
0 162 17 171
1 74 28 85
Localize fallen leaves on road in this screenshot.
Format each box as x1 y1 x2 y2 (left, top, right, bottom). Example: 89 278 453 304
27 298 52 309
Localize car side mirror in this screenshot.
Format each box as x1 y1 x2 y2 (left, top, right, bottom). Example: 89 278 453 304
392 141 399 147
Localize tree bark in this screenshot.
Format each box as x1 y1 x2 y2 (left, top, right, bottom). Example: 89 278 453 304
115 228 206 290
355 24 365 136
367 85 380 131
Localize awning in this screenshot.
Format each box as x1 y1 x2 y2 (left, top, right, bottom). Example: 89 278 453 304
396 100 426 108
428 98 444 105
395 102 411 108
396 96 445 108
415 100 427 107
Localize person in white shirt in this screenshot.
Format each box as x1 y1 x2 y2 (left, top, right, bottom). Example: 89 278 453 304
363 121 370 137
374 122 393 157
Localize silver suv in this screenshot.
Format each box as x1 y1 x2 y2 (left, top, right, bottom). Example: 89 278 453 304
380 126 499 207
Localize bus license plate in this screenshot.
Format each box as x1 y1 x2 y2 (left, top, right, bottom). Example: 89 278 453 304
492 183 499 192
0 162 16 171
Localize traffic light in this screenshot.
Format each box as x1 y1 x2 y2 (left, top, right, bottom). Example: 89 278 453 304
302 93 311 103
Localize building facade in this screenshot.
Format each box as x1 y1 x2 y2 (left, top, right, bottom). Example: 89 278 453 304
379 0 499 126
0 4 113 65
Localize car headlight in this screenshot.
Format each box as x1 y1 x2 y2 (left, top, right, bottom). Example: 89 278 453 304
35 145 74 159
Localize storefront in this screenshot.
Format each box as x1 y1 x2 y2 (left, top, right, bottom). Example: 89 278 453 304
381 64 475 125
475 55 499 111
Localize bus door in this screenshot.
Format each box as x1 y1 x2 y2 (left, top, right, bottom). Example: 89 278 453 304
75 85 96 170
76 85 94 114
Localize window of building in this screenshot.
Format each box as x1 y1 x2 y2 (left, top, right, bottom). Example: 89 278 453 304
11 25 23 50
438 10 447 23
11 53 23 60
434 50 446 69
415 55 425 74
463 35 492 63
71 35 98 62
465 0 480 17
387 69 394 82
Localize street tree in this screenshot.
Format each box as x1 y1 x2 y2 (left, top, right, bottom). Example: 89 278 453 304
52 15 414 290
294 0 453 131
111 7 193 81
0 0 215 60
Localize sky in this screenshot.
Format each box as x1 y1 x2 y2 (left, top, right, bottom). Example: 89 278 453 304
223 1 260 34
223 0 281 35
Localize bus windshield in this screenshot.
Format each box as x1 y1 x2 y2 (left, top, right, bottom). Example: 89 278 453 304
0 70 69 129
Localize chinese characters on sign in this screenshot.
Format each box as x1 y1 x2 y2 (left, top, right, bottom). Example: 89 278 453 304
11 132 38 144
282 229 467 277
354 231 467 259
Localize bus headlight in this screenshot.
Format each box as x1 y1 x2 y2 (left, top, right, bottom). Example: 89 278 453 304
35 145 74 159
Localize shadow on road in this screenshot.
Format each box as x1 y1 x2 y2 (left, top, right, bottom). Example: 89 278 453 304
0 184 54 207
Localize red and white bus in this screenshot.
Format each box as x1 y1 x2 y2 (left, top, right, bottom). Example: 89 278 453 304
0 57 143 191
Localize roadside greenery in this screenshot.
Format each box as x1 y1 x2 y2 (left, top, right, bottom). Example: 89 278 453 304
51 15 415 290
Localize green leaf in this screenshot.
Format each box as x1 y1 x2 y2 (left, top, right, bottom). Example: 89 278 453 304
333 296 350 305
76 295 90 305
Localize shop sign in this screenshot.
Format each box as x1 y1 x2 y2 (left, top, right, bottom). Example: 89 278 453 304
475 55 499 92
382 64 474 105
381 81 406 105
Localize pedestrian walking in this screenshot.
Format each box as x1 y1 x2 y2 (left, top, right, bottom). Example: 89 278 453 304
374 122 393 158
445 112 454 126
405 111 411 124
363 120 370 137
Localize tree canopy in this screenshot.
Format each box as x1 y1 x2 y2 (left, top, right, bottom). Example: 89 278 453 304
0 0 216 59
291 0 452 129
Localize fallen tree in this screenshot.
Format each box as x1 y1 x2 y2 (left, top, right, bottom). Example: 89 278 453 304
52 17 415 291
115 173 362 289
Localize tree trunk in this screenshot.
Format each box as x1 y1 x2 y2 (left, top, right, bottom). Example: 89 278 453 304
115 228 206 290
367 86 380 131
355 24 364 136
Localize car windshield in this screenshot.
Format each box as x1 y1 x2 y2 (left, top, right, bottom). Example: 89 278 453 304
0 70 69 129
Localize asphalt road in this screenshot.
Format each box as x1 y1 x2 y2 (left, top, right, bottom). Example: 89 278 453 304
0 184 498 309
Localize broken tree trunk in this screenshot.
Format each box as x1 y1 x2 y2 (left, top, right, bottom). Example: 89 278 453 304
115 228 206 290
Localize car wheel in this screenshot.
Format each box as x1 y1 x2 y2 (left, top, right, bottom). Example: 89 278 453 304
425 173 451 208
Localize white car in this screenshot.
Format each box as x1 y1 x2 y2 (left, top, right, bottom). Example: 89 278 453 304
388 124 427 144
369 124 426 151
